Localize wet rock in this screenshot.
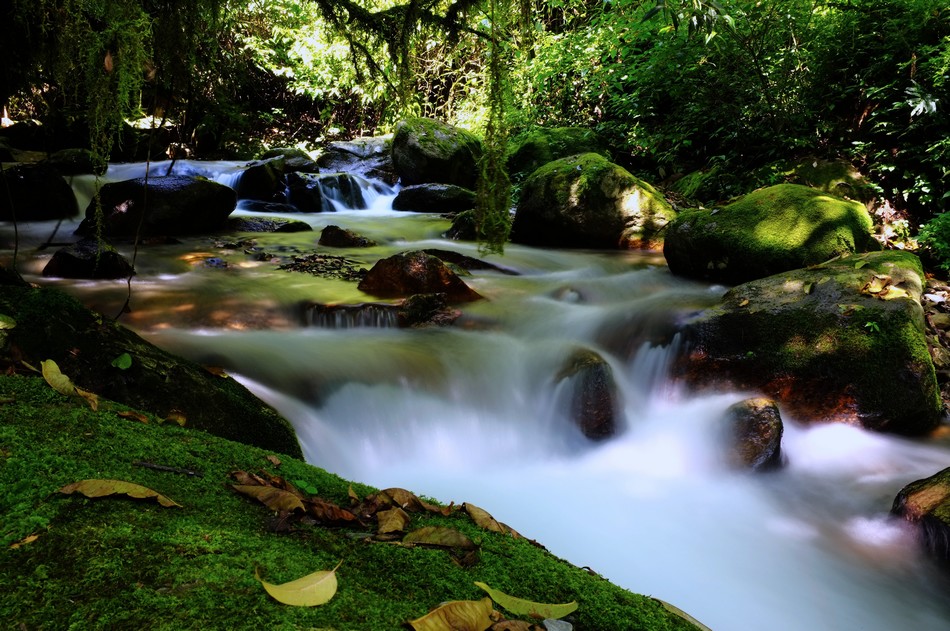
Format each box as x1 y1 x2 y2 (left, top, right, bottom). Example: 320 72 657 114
227 216 312 233
238 200 301 214
318 225 376 248
664 183 878 285
258 147 319 173
422 249 518 275
891 467 950 567
286 172 367 212
392 183 476 213
675 250 942 435
391 117 482 189
398 293 460 327
42 237 134 279
512 153 675 250
357 251 482 303
444 210 477 241
317 136 395 183
234 156 286 202
555 348 624 440
0 163 79 221
75 175 236 237
720 397 784 471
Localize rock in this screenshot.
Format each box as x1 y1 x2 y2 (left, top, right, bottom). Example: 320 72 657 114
286 172 367 212
76 175 236 237
238 200 301 214
234 156 286 202
397 293 461 327
663 183 878 285
720 398 784 471
317 136 395 183
512 153 675 250
444 210 477 241
0 285 301 457
258 147 319 173
785 157 878 205
891 467 950 567
391 118 482 189
555 348 624 440
422 248 518 275
44 148 108 176
303 302 400 328
392 183 476 213
357 251 482 303
675 250 942 434
506 126 608 182
42 238 134 279
318 225 376 248
227 216 312 233
0 163 79 221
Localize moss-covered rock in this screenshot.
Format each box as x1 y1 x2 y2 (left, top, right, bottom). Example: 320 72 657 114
0 285 301 457
392 183 476 213
391 118 482 189
675 250 942 434
664 183 878 284
0 374 699 630
506 126 608 182
892 467 950 567
42 237 134 279
511 153 676 250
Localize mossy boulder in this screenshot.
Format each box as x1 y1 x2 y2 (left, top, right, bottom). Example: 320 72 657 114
234 156 287 202
392 183 476 213
391 118 482 189
42 237 134 279
664 183 878 285
0 163 79 221
511 153 676 250
43 148 108 176
0 285 301 457
506 127 608 182
674 250 942 434
891 467 950 567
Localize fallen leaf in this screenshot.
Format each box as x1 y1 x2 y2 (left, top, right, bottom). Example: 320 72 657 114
204 365 229 378
404 526 475 550
41 359 76 397
378 507 411 534
59 479 181 508
111 353 133 370
863 275 889 294
855 260 868 269
474 582 577 620
654 598 713 631
878 285 909 300
257 560 341 607
9 533 39 549
491 621 543 631
266 455 282 467
408 597 496 631
231 470 269 486
305 498 359 524
165 409 187 427
232 484 305 513
464 503 506 534
803 281 813 295
738 299 750 307
118 410 150 424
75 386 99 411
0 314 16 329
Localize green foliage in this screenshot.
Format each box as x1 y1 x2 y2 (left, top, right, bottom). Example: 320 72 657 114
918 212 950 273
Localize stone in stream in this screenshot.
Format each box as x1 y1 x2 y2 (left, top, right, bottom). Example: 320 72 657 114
318 225 376 248
357 251 482 303
555 348 625 440
391 117 482 189
891 467 950 568
720 397 785 471
392 183 475 213
42 237 134 280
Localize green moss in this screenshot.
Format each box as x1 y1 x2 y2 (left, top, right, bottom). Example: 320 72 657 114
0 374 698 630
506 127 608 181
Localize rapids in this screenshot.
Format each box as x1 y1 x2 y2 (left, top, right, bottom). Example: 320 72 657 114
2 160 950 630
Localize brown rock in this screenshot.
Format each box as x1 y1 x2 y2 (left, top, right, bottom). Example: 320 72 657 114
721 397 784 471
357 251 482 303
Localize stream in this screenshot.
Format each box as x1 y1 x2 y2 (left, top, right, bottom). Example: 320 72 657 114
3 160 950 630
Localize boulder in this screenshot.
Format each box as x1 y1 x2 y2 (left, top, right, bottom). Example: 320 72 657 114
0 285 301 457
226 216 312 233
720 398 784 471
506 127 608 182
238 200 301 214
555 348 624 440
318 225 376 248
664 183 878 285
258 147 319 173
44 148 108 176
444 210 477 241
391 118 482 189
317 136 395 183
76 175 236 237
42 238 134 279
286 172 367 212
891 467 950 567
0 163 79 221
234 156 286 202
392 183 476 213
511 153 675 250
357 251 482 303
675 250 942 435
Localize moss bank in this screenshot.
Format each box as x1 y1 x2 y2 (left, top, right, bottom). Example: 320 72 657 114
0 374 698 630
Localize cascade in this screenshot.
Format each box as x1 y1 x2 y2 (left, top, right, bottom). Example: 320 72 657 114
3 162 950 631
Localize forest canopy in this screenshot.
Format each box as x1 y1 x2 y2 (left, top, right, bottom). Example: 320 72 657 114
2 1 949 225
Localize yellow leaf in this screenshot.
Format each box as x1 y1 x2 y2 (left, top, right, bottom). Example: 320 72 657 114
257 560 341 607
408 597 496 631
738 299 750 307
59 479 181 508
165 409 187 427
879 285 909 300
118 410 150 424
404 526 475 550
654 598 713 631
378 507 411 534
232 484 305 513
803 281 813 295
75 386 99 411
474 582 577 620
9 533 39 549
41 359 76 397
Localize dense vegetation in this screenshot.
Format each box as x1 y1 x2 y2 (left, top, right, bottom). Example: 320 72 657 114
2 0 949 253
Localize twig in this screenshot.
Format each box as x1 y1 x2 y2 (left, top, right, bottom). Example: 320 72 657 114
133 460 203 477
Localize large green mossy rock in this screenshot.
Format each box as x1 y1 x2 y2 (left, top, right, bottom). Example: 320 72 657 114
391 118 482 189
506 127 608 182
511 153 676 250
892 467 950 567
675 251 942 435
0 285 301 457
664 183 878 284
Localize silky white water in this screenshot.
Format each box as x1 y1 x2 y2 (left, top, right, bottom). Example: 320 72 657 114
3 161 950 630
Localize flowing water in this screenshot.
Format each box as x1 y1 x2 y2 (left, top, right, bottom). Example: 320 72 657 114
3 160 950 630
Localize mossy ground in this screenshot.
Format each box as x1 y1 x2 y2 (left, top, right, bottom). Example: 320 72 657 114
0 374 695 630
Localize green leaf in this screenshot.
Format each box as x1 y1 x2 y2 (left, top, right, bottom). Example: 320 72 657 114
0 314 16 330
474 581 577 619
256 561 341 607
111 353 133 370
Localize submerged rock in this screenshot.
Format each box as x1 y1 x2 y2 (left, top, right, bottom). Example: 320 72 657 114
555 348 624 440
42 237 134 279
511 153 675 250
664 183 878 285
357 251 482 303
892 467 950 567
720 397 784 471
676 250 942 434
392 183 476 213
318 225 376 248
227 216 312 233
391 117 482 189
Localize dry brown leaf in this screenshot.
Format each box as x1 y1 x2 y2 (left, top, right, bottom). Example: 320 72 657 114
305 498 358 524
117 410 150 424
266 455 282 467
9 534 39 549
232 484 305 513
59 479 181 508
165 409 187 427
408 597 497 631
377 507 411 534
404 526 475 550
230 470 269 486
382 487 426 511
464 503 506 534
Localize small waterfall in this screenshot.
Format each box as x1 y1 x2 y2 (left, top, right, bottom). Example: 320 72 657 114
303 302 400 328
